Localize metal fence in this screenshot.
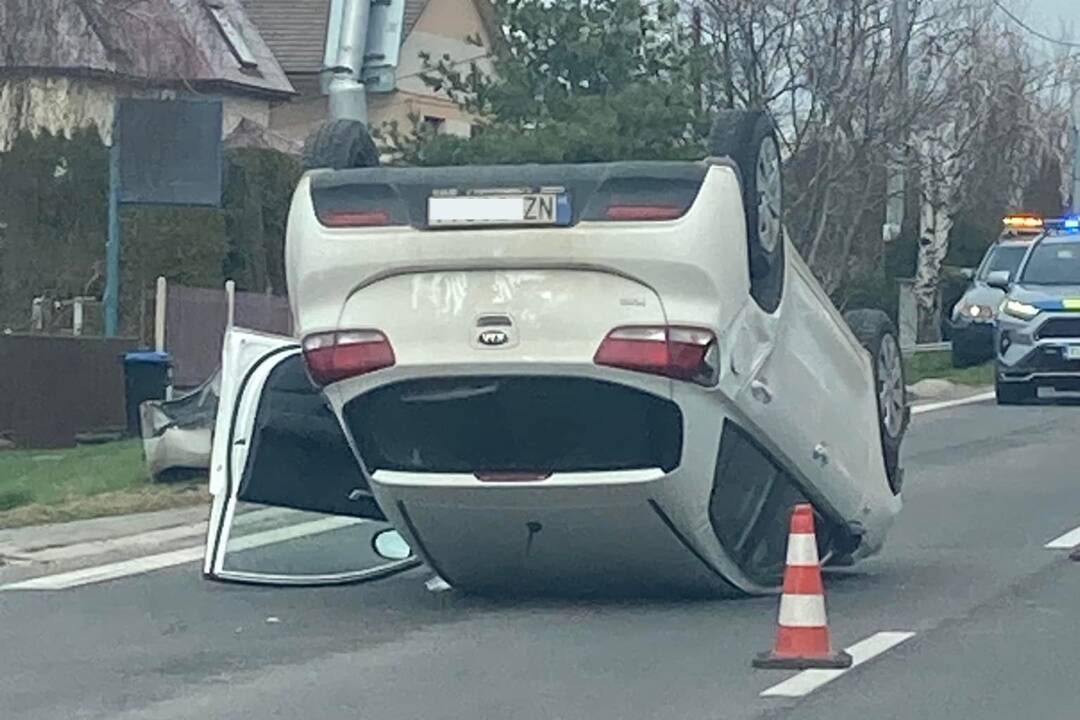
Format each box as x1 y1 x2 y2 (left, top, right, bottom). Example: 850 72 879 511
164 282 292 387
0 334 135 448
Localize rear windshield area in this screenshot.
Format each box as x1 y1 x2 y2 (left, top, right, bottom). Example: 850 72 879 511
344 377 682 474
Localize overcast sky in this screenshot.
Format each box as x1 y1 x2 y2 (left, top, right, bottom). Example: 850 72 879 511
1001 0 1079 40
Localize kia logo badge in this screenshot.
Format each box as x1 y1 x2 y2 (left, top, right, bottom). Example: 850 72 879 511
478 329 509 347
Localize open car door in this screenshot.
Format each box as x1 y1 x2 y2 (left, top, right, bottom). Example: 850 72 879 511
203 327 421 585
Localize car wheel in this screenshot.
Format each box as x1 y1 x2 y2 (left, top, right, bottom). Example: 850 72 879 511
302 120 380 171
844 309 908 495
995 377 1036 405
709 110 784 312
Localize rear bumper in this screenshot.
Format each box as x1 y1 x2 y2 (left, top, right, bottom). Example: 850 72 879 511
341 371 756 595
371 466 749 596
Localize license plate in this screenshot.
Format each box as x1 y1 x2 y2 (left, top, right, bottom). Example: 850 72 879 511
428 194 568 227
1067 346 1080 360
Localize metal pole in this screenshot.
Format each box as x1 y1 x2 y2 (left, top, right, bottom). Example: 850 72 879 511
154 276 167 352
225 279 236 329
104 126 121 337
327 0 372 123
72 297 84 337
884 0 909 243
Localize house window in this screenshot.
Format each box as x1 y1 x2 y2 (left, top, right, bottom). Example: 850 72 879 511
423 116 446 134
206 2 258 69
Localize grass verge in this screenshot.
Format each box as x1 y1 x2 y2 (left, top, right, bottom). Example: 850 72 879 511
0 440 206 529
905 349 994 387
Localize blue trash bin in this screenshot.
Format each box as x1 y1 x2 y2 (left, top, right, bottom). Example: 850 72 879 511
121 351 172 437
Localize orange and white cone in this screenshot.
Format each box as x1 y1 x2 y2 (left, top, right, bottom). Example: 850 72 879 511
753 503 852 670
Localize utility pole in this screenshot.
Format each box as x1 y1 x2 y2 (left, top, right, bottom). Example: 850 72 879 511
883 0 910 243
326 0 373 124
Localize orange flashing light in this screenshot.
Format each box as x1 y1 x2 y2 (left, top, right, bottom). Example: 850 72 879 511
1003 216 1043 229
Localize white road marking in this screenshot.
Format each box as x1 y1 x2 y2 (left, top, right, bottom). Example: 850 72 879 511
911 391 995 416
759 631 915 698
0 516 363 591
1045 524 1080 549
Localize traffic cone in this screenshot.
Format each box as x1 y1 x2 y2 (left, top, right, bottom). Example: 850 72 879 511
753 503 852 670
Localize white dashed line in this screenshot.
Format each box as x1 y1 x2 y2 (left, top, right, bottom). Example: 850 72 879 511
1 516 363 591
759 631 916 698
911 391 995 416
1045 524 1080 550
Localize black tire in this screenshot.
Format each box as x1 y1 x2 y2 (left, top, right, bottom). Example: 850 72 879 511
709 110 785 312
302 120 380 171
844 309 909 495
995 377 1036 405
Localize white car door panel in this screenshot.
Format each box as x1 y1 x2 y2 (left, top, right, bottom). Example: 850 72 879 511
750 258 874 521
204 328 421 585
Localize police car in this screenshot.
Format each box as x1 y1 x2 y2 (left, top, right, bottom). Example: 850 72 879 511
949 216 1042 367
993 216 1080 403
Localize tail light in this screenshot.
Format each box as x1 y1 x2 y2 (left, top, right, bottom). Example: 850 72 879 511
604 205 685 221
302 330 395 385
594 326 719 386
317 209 392 227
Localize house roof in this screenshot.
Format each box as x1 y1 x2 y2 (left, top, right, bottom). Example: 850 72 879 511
243 0 496 75
0 0 294 97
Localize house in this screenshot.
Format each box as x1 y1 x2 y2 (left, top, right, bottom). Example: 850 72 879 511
242 0 498 145
0 0 296 153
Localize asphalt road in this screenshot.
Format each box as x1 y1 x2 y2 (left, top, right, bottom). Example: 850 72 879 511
2 400 1079 720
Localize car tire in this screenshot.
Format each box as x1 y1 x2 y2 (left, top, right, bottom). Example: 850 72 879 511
844 309 909 495
709 110 784 312
995 377 1036 405
302 120 380 171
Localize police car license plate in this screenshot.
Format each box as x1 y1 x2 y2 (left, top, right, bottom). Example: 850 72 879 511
1067 346 1080 360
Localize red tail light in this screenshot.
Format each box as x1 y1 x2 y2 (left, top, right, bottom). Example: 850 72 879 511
594 326 719 385
604 205 685 221
317 210 392 227
302 330 395 385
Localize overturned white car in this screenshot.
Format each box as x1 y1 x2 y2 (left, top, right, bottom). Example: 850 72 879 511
203 112 907 595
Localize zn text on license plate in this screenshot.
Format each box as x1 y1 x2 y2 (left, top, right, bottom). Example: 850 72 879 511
428 194 568 227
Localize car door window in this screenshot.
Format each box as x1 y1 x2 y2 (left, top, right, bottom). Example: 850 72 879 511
204 328 420 586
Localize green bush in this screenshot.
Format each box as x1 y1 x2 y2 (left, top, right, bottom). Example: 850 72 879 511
0 130 300 336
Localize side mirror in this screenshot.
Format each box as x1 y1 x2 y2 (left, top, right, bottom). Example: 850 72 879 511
372 529 412 561
959 267 975 281
986 270 1011 290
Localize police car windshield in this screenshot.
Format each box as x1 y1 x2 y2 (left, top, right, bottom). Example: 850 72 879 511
1020 239 1080 285
978 245 1027 281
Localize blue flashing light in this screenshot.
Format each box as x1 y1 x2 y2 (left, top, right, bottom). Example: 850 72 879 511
1044 216 1080 233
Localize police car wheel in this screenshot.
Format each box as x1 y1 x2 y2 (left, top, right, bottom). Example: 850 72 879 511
844 309 908 495
303 120 380 171
995 378 1036 405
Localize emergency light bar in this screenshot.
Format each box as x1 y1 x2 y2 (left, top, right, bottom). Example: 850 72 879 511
1043 216 1080 232
1002 216 1043 229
